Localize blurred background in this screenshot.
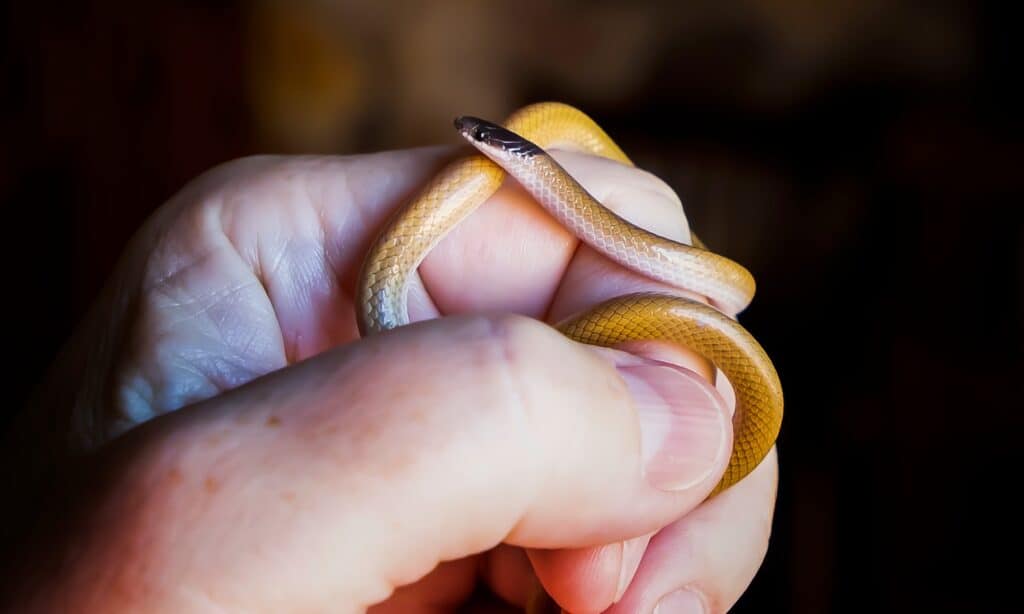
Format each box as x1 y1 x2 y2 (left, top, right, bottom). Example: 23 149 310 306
1 1 1020 611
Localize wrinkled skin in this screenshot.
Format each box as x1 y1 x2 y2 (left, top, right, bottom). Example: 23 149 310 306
3 147 776 614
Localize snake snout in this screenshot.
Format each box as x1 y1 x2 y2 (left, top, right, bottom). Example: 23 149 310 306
455 116 543 158
453 116 488 141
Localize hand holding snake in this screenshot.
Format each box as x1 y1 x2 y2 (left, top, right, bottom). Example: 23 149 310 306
3 103 781 614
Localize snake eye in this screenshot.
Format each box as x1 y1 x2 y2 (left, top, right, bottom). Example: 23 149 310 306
471 126 487 142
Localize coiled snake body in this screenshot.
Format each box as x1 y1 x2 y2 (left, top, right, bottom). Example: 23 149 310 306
357 102 782 496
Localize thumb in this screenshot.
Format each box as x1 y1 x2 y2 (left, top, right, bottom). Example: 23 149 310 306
38 314 731 612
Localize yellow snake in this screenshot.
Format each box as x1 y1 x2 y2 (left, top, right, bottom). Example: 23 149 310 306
357 101 781 495
356 102 782 611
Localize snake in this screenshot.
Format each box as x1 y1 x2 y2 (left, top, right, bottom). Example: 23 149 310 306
357 101 782 496
356 102 782 611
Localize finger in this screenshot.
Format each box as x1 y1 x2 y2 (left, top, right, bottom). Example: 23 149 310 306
526 534 652 614
420 150 692 321
46 314 731 612
366 558 478 614
415 164 573 321
528 449 777 614
482 545 540 606
607 448 778 614
181 147 457 358
73 148 456 443
524 342 714 614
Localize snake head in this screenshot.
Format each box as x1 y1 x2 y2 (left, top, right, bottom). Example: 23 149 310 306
454 116 543 158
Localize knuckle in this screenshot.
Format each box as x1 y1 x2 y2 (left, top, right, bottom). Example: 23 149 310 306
471 313 553 384
464 313 564 442
632 165 682 205
585 160 690 244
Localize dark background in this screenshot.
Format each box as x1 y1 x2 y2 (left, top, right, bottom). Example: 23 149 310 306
2 1 1020 611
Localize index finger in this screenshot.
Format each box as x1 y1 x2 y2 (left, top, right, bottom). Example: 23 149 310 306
416 149 694 324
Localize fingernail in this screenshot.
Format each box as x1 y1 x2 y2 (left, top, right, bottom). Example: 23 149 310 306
615 535 650 601
618 360 728 491
654 588 706 614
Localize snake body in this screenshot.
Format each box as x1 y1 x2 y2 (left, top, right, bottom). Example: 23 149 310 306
357 102 782 494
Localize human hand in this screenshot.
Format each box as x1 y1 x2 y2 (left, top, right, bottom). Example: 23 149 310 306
6 146 776 613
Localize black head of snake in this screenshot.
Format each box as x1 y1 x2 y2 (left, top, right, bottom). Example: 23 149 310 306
454 116 543 158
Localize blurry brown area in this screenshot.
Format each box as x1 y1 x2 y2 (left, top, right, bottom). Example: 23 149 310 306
1 0 1020 611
